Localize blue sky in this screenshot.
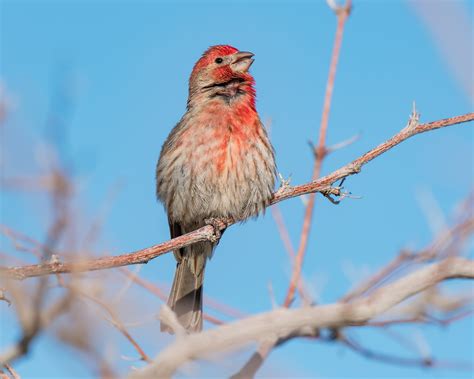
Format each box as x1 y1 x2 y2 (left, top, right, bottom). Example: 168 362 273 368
1 0 473 378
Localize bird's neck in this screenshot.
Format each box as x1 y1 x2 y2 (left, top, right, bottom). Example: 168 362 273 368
187 79 256 113
185 91 258 129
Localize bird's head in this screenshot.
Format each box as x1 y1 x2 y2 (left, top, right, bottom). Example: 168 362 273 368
189 45 255 100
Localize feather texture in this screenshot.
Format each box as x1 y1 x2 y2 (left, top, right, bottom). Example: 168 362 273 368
156 45 276 332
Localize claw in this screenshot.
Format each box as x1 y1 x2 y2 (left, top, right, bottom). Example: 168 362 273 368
205 218 223 243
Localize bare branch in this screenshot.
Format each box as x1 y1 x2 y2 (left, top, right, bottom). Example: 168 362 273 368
2 364 20 379
0 225 217 279
342 215 474 302
56 276 151 363
131 257 474 378
272 112 473 204
0 289 11 306
0 292 73 365
283 0 352 308
339 333 472 370
0 113 472 281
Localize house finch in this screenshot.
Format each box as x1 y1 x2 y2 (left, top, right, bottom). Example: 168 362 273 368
156 45 276 333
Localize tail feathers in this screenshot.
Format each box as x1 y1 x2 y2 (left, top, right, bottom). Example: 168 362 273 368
161 253 206 333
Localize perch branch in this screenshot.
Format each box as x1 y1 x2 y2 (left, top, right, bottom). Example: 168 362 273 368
0 112 472 280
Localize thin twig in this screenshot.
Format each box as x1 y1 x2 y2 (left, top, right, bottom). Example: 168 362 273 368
283 0 352 309
340 334 472 370
118 268 228 325
57 276 151 363
270 205 295 259
342 216 474 302
2 364 20 379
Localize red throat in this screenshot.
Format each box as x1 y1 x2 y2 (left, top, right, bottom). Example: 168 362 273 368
212 107 261 174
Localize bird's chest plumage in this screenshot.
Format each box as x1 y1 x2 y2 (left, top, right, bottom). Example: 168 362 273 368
191 105 256 177
157 100 275 225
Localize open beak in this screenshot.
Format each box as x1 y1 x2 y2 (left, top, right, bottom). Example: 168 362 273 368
230 51 255 73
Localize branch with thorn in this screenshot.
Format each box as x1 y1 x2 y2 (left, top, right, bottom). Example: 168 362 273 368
0 112 472 281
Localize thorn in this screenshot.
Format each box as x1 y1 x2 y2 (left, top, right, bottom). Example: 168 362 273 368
120 355 144 362
344 193 362 200
406 101 420 130
0 288 11 306
278 173 291 188
267 281 277 309
49 254 60 264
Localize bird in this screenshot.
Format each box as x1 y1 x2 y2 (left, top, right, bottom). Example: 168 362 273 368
156 45 276 333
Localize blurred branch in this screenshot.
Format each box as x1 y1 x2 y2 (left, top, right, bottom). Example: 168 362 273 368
342 213 474 302
242 2 353 375
131 257 474 378
1 112 472 280
233 190 473 377
363 305 474 328
118 268 227 325
0 291 73 365
283 0 352 310
0 288 11 306
0 225 43 259
55 275 151 363
270 204 295 259
1 364 20 379
410 0 474 101
339 333 472 370
0 164 75 366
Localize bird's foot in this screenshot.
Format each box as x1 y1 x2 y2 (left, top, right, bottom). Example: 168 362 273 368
204 218 227 243
205 217 235 243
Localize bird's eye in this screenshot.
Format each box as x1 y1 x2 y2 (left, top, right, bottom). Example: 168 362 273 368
215 57 223 64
